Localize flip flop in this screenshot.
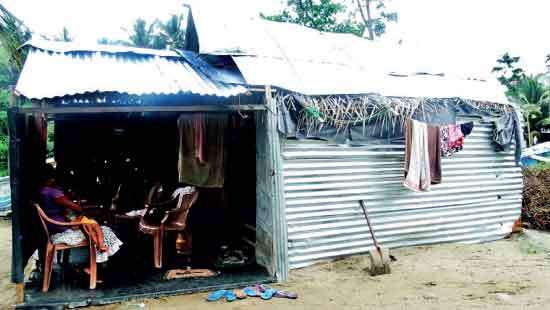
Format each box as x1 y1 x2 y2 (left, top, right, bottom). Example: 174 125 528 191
225 290 237 302
243 287 259 297
235 290 247 299
274 290 298 299
260 288 277 300
206 289 226 302
256 284 269 292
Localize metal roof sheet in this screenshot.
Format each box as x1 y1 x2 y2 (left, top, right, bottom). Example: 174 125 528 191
15 40 247 100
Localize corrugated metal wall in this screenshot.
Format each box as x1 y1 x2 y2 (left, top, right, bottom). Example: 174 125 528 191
282 120 522 269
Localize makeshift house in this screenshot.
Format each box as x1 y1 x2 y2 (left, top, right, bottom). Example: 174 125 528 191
9 7 523 308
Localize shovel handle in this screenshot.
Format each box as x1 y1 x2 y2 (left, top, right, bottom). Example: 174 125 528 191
359 200 381 251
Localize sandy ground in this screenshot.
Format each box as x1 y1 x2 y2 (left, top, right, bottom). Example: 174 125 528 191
2 219 550 310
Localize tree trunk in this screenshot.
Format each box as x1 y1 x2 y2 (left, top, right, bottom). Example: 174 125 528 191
365 0 375 40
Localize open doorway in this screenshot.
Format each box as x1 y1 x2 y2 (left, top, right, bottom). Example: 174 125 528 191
22 111 273 307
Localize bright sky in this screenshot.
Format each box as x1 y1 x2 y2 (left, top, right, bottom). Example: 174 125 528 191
2 0 550 78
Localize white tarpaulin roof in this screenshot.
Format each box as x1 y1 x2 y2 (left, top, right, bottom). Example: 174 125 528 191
186 3 509 103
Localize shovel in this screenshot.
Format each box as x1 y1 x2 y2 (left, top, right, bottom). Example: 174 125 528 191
359 200 391 276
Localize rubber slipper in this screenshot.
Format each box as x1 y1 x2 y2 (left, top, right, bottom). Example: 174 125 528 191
243 287 259 297
225 290 237 302
274 290 298 299
235 290 247 299
260 288 277 300
257 283 271 293
206 289 226 302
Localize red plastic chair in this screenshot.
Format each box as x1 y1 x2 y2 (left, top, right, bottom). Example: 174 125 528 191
138 188 198 268
34 203 97 292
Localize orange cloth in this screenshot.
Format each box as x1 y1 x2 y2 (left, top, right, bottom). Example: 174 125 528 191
79 216 107 252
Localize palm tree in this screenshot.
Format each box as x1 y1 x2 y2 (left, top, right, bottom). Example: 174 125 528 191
159 14 185 50
0 4 31 86
510 75 550 146
127 18 165 49
56 26 72 42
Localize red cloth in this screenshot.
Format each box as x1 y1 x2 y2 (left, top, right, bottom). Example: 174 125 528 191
194 114 205 164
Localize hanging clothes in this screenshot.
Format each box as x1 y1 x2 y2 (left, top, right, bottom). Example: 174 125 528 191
403 119 432 191
194 114 205 164
441 124 465 157
460 121 475 137
493 112 522 165
178 114 227 188
427 124 442 184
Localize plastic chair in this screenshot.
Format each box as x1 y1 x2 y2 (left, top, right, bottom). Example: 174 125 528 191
138 188 198 268
34 203 97 292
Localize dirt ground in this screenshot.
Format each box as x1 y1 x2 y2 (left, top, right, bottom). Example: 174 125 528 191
2 220 550 309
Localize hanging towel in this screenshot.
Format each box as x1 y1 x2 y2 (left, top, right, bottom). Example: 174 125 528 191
194 114 205 164
178 114 227 188
427 124 442 184
403 119 432 191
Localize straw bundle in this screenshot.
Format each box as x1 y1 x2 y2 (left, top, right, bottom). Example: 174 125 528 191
522 168 550 230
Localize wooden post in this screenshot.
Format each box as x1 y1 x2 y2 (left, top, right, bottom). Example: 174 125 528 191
15 283 24 304
263 85 289 281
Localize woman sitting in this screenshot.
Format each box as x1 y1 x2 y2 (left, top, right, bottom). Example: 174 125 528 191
39 164 122 264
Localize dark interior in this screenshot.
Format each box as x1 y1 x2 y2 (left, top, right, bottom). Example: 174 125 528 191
21 111 272 308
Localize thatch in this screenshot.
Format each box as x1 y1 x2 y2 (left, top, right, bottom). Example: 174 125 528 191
522 168 550 230
275 92 508 138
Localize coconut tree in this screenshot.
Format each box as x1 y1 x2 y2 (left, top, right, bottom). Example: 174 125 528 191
127 18 165 49
0 4 31 86
159 14 185 50
510 75 550 146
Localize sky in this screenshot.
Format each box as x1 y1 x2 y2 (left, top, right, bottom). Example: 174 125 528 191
2 0 550 79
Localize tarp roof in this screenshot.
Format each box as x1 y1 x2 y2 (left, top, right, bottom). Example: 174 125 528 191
15 39 247 100
185 4 509 103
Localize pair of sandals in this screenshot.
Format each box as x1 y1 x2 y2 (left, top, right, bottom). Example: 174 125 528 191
206 289 245 302
207 284 297 302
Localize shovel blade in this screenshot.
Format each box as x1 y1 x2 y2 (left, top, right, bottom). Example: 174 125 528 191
368 248 391 276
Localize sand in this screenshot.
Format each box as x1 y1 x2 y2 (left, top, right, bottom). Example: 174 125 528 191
2 219 550 309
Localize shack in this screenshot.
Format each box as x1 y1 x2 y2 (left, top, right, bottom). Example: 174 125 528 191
9 7 523 308
10 39 284 308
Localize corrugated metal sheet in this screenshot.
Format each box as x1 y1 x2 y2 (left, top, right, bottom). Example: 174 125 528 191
15 41 247 100
282 120 522 269
23 38 180 57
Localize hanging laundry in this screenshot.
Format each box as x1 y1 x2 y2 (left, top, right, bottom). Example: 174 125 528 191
441 124 465 157
403 119 431 191
460 121 475 137
178 114 227 188
194 114 205 164
493 112 522 165
427 125 442 184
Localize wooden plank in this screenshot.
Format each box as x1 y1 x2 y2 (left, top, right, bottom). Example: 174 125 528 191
16 283 24 304
16 104 266 115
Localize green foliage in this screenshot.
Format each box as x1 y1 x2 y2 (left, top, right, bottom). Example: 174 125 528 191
128 18 163 49
492 53 526 95
125 16 187 50
0 4 31 87
56 27 72 42
262 0 365 36
159 14 186 50
492 53 550 146
528 161 550 171
0 90 9 177
356 0 398 40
